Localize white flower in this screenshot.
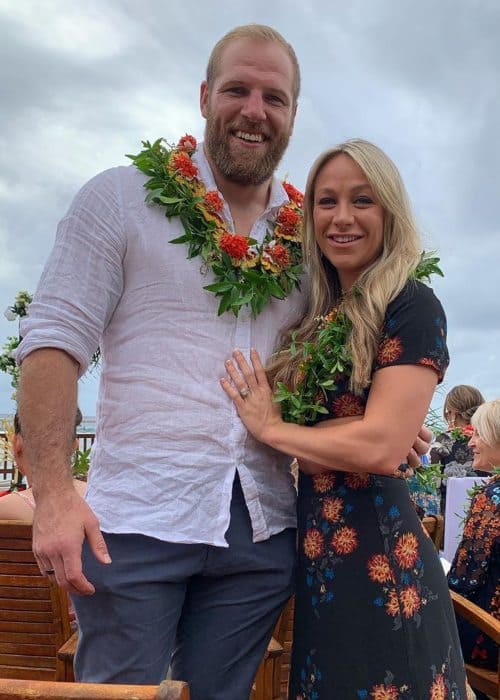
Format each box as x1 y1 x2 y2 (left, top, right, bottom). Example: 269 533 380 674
4 308 17 321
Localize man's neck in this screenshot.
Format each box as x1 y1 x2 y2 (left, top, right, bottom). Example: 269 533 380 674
204 148 274 236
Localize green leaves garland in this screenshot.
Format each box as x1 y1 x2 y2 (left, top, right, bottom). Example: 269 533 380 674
127 135 304 318
275 254 443 425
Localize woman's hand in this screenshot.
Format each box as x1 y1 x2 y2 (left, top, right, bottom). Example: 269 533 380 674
221 348 283 443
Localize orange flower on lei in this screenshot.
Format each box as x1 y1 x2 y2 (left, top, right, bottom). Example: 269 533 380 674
219 233 249 260
129 134 303 318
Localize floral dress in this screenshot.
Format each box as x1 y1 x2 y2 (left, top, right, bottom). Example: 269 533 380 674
447 474 500 674
289 281 467 699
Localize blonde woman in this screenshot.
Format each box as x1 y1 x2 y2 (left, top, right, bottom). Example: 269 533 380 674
430 384 485 477
221 140 467 698
448 399 500 700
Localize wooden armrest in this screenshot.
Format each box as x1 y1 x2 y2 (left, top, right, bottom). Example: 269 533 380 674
57 630 78 662
450 590 500 643
264 637 284 659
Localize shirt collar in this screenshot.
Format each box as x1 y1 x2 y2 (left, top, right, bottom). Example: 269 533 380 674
193 143 289 218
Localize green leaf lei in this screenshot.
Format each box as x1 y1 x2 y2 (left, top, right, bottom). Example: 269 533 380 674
127 135 304 318
275 253 443 425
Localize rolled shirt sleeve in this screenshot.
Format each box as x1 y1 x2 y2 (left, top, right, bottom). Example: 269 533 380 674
15 168 126 376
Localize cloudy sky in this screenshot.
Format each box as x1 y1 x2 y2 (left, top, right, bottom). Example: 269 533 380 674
1 0 499 419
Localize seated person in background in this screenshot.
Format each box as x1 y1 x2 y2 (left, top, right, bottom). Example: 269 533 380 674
430 384 486 514
447 398 500 700
0 408 86 521
430 384 485 478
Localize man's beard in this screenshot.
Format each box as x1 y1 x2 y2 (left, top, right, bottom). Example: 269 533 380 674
204 112 291 186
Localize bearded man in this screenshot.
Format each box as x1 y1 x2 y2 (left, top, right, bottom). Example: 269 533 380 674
16 24 430 699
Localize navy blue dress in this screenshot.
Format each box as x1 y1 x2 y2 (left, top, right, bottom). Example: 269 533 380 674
289 282 467 699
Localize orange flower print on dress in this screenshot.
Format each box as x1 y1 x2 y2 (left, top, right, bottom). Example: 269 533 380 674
370 684 400 700
303 528 325 559
331 526 358 555
394 532 419 569
429 674 446 700
416 357 440 374
344 472 371 490
312 472 336 493
367 554 395 584
331 392 365 417
377 337 404 365
400 584 421 618
385 588 401 617
322 497 344 522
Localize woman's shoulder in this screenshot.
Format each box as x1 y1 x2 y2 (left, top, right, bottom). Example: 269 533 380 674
387 280 444 315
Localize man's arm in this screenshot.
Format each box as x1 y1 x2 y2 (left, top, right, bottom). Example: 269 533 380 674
18 348 111 595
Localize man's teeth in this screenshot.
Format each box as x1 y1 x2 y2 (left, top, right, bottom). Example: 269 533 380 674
235 131 264 142
331 235 360 243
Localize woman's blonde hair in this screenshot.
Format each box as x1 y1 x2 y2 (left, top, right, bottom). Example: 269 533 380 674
267 139 422 394
471 398 500 447
443 384 485 423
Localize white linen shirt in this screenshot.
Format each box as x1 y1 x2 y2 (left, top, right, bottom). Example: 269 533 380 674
16 146 307 546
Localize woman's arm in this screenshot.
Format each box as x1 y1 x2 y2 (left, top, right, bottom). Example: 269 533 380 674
222 349 437 476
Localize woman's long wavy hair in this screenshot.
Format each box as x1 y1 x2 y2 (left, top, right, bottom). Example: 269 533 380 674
267 139 422 395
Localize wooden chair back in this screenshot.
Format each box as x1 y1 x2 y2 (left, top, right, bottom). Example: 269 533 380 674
0 678 189 699
0 520 73 680
422 514 444 550
450 589 500 699
272 596 294 699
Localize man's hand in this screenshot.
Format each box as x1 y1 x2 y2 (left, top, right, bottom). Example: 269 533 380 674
32 485 111 596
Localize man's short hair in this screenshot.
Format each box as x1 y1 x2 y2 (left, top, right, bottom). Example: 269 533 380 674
14 407 83 438
206 24 301 104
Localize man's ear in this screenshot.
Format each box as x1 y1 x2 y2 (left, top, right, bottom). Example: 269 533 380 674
12 434 26 476
200 81 209 119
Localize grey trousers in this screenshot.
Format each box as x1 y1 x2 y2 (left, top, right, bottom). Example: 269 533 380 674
71 477 296 700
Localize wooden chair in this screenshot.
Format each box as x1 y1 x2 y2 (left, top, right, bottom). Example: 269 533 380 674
60 628 285 700
0 519 280 697
251 596 294 700
251 637 284 700
0 520 74 680
272 596 294 700
450 590 500 699
422 514 444 550
0 678 189 699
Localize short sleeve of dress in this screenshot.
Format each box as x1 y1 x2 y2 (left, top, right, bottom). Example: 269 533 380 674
373 281 449 382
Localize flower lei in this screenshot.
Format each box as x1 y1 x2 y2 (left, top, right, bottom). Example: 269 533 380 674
128 135 303 317
450 425 474 443
275 254 444 424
